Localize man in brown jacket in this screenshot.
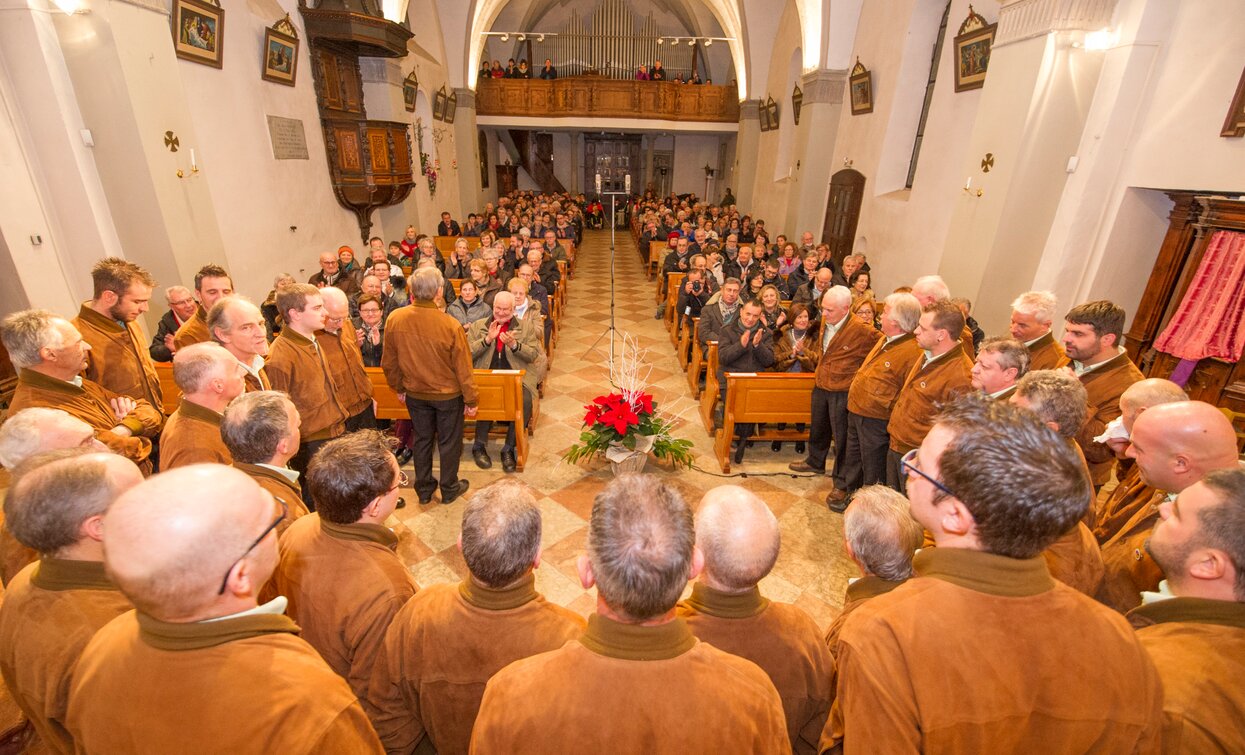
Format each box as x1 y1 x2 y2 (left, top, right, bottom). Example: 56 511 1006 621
383 268 477 505
970 337 1028 401
65 464 383 753
73 257 164 415
472 474 789 754
911 275 976 360
208 296 271 392
677 486 835 754
221 391 310 535
264 283 348 501
1010 290 1066 370
173 264 234 350
789 287 880 508
823 396 1162 753
271 431 417 704
1097 401 1238 613
368 480 584 754
1129 468 1245 753
0 450 140 754
1058 300 1145 488
160 343 244 469
824 485 922 659
1 310 162 472
884 300 973 491
319 287 376 431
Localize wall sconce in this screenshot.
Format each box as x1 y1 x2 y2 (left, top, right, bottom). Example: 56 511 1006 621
52 0 90 14
177 148 200 179
702 163 715 178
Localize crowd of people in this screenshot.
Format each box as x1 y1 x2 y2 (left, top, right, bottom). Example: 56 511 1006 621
478 57 717 86
0 185 1240 753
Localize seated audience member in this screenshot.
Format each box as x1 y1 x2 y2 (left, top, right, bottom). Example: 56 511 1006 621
339 246 365 283
370 261 409 307
64 465 384 752
367 480 585 754
1097 401 1238 614
271 431 417 703
353 294 386 368
717 300 777 464
1 310 162 471
677 486 835 753
0 450 141 753
355 275 401 321
824 485 922 658
469 260 502 307
364 241 402 272
970 336 1029 400
649 60 667 80
416 238 446 273
149 285 199 362
635 64 650 80
757 284 787 331
850 295 877 330
208 296 271 391
1130 468 1245 754
676 269 713 328
446 239 473 280
848 271 872 300
309 250 360 297
160 342 245 469
539 58 557 80
261 273 295 340
527 245 560 296
1010 370 1103 596
773 303 818 373
467 293 542 474
823 396 1163 752
174 264 234 350
447 280 491 328
793 269 833 311
697 278 742 349
910 275 975 360
72 257 163 412
1059 300 1145 490
542 230 569 263
1010 290 1066 370
399 226 420 261
472 474 788 753
318 287 376 432
437 212 462 237
221 391 309 535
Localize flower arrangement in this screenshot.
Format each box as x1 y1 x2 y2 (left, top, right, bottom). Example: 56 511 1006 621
425 163 438 196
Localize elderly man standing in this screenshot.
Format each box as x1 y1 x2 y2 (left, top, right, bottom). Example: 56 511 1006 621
174 264 233 350
73 258 163 415
1131 468 1245 753
207 295 271 391
0 450 141 754
318 287 376 432
2 311 162 471
221 391 309 534
823 396 1162 752
368 480 584 754
472 474 788 753
1010 290 1065 370
272 431 417 703
970 336 1029 401
149 285 198 362
677 486 835 754
65 465 384 752
467 291 542 473
159 342 245 469
383 268 477 505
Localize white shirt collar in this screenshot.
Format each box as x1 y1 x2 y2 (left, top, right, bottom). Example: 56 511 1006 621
201 596 289 623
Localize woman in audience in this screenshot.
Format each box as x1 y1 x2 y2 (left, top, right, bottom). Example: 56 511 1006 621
777 243 802 277
353 294 386 367
445 238 473 279
744 269 766 302
478 230 495 250
478 60 492 79
770 302 817 453
447 280 490 328
852 294 880 330
490 60 504 78
752 233 770 262
469 260 502 306
758 284 788 333
849 270 872 298
337 247 363 281
635 65 650 80
739 217 755 243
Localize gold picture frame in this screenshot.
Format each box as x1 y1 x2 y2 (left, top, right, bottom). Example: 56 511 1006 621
953 6 996 93
261 16 298 87
849 59 873 115
1221 65 1245 137
403 71 418 112
172 0 224 69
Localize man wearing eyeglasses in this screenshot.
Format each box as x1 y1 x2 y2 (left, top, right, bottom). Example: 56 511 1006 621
317 287 377 432
822 396 1163 753
66 465 384 752
149 285 199 362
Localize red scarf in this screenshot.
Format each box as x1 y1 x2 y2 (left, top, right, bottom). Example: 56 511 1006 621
495 319 511 353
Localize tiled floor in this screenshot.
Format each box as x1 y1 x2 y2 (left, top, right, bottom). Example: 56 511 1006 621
393 228 856 629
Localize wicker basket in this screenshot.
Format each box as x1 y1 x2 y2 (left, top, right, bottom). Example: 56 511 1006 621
610 451 648 476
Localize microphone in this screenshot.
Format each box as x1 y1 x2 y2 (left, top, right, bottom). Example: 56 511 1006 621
595 173 602 194
625 174 631 193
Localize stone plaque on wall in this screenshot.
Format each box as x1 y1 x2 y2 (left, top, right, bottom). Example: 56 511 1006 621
266 115 309 160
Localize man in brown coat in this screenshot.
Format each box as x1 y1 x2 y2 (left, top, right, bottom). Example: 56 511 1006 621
173 264 233 350
472 474 789 754
1010 290 1066 370
65 465 383 753
0 450 140 754
220 391 310 535
1058 300 1145 488
319 287 376 431
677 486 835 753
1 310 162 472
1129 468 1245 753
367 480 584 754
1097 401 1238 613
159 343 244 469
271 430 417 703
72 257 164 415
208 296 271 392
788 286 880 509
884 300 973 491
970 337 1028 401
911 275 976 360
823 396 1162 753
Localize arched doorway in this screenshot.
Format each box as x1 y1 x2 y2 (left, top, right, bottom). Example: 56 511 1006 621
821 168 865 264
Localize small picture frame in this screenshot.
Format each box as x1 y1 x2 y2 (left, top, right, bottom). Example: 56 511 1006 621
172 0 225 69
433 86 448 121
445 90 458 124
849 59 873 115
403 71 418 112
261 16 298 87
1221 65 1245 137
953 6 996 93
763 96 779 131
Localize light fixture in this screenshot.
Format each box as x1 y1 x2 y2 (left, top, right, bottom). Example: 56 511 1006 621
687 38 696 46
656 37 664 45
704 38 713 46
1082 28 1115 50
500 33 509 42
517 34 526 41
538 34 545 42
52 0 85 14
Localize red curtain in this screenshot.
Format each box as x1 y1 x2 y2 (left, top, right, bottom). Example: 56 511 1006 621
1154 230 1245 362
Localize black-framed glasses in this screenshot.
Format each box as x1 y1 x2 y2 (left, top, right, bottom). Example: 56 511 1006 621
900 449 957 499
217 500 288 595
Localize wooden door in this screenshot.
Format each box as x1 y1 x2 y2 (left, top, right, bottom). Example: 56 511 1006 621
821 169 865 262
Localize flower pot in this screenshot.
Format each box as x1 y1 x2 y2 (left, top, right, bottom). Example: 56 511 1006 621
610 451 648 476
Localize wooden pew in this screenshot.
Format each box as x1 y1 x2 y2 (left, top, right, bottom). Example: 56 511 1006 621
676 316 696 370
154 361 179 415
713 373 815 472
648 241 667 280
366 367 531 471
664 273 685 342
698 341 719 433
434 236 481 255
686 321 708 398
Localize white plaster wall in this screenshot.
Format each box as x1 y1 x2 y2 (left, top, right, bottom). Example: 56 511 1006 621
747 0 802 227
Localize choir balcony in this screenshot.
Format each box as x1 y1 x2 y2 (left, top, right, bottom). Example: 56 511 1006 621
475 76 740 126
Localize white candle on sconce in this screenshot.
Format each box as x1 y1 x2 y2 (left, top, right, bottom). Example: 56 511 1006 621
964 177 971 190
191 149 198 171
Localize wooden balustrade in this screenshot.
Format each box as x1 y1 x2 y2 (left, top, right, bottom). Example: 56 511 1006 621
476 78 740 123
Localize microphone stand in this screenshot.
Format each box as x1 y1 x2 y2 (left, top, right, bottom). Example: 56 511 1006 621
580 177 630 370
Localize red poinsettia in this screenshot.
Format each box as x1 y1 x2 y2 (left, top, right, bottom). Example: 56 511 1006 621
582 392 654 435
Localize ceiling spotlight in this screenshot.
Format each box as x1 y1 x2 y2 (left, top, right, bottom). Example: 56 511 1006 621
704 38 713 46
687 38 696 46
656 37 664 45
500 33 509 42
517 34 526 41
538 34 545 43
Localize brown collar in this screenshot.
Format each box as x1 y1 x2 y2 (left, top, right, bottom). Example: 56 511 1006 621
76 302 125 332
280 328 314 347
1028 332 1055 352
31 558 117 592
1080 351 1132 378
194 306 207 324
18 368 83 396
177 399 223 426
683 582 769 618
578 613 696 660
234 462 300 496
137 611 300 651
845 575 907 603
1130 597 1245 630
319 517 398 549
915 547 1053 597
458 573 540 610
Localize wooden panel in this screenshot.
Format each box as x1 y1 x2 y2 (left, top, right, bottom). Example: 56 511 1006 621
476 78 740 123
336 128 361 171
714 374 816 472
318 49 342 110
368 129 390 172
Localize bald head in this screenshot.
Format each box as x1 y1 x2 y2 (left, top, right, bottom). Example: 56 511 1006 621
1127 401 1239 493
104 465 278 622
0 407 97 468
695 486 780 592
1119 378 1188 434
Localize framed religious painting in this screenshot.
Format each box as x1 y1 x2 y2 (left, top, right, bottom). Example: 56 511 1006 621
172 0 225 69
403 71 418 112
433 86 448 121
953 6 996 93
849 59 873 115
261 16 298 87
1222 65 1245 137
445 90 458 124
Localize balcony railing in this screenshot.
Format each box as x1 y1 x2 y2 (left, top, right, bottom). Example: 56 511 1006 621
476 77 740 123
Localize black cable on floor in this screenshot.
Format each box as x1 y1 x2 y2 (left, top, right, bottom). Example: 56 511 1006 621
688 463 824 480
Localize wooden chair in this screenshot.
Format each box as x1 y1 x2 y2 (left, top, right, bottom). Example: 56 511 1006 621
648 242 667 279
698 342 719 433
713 373 816 472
